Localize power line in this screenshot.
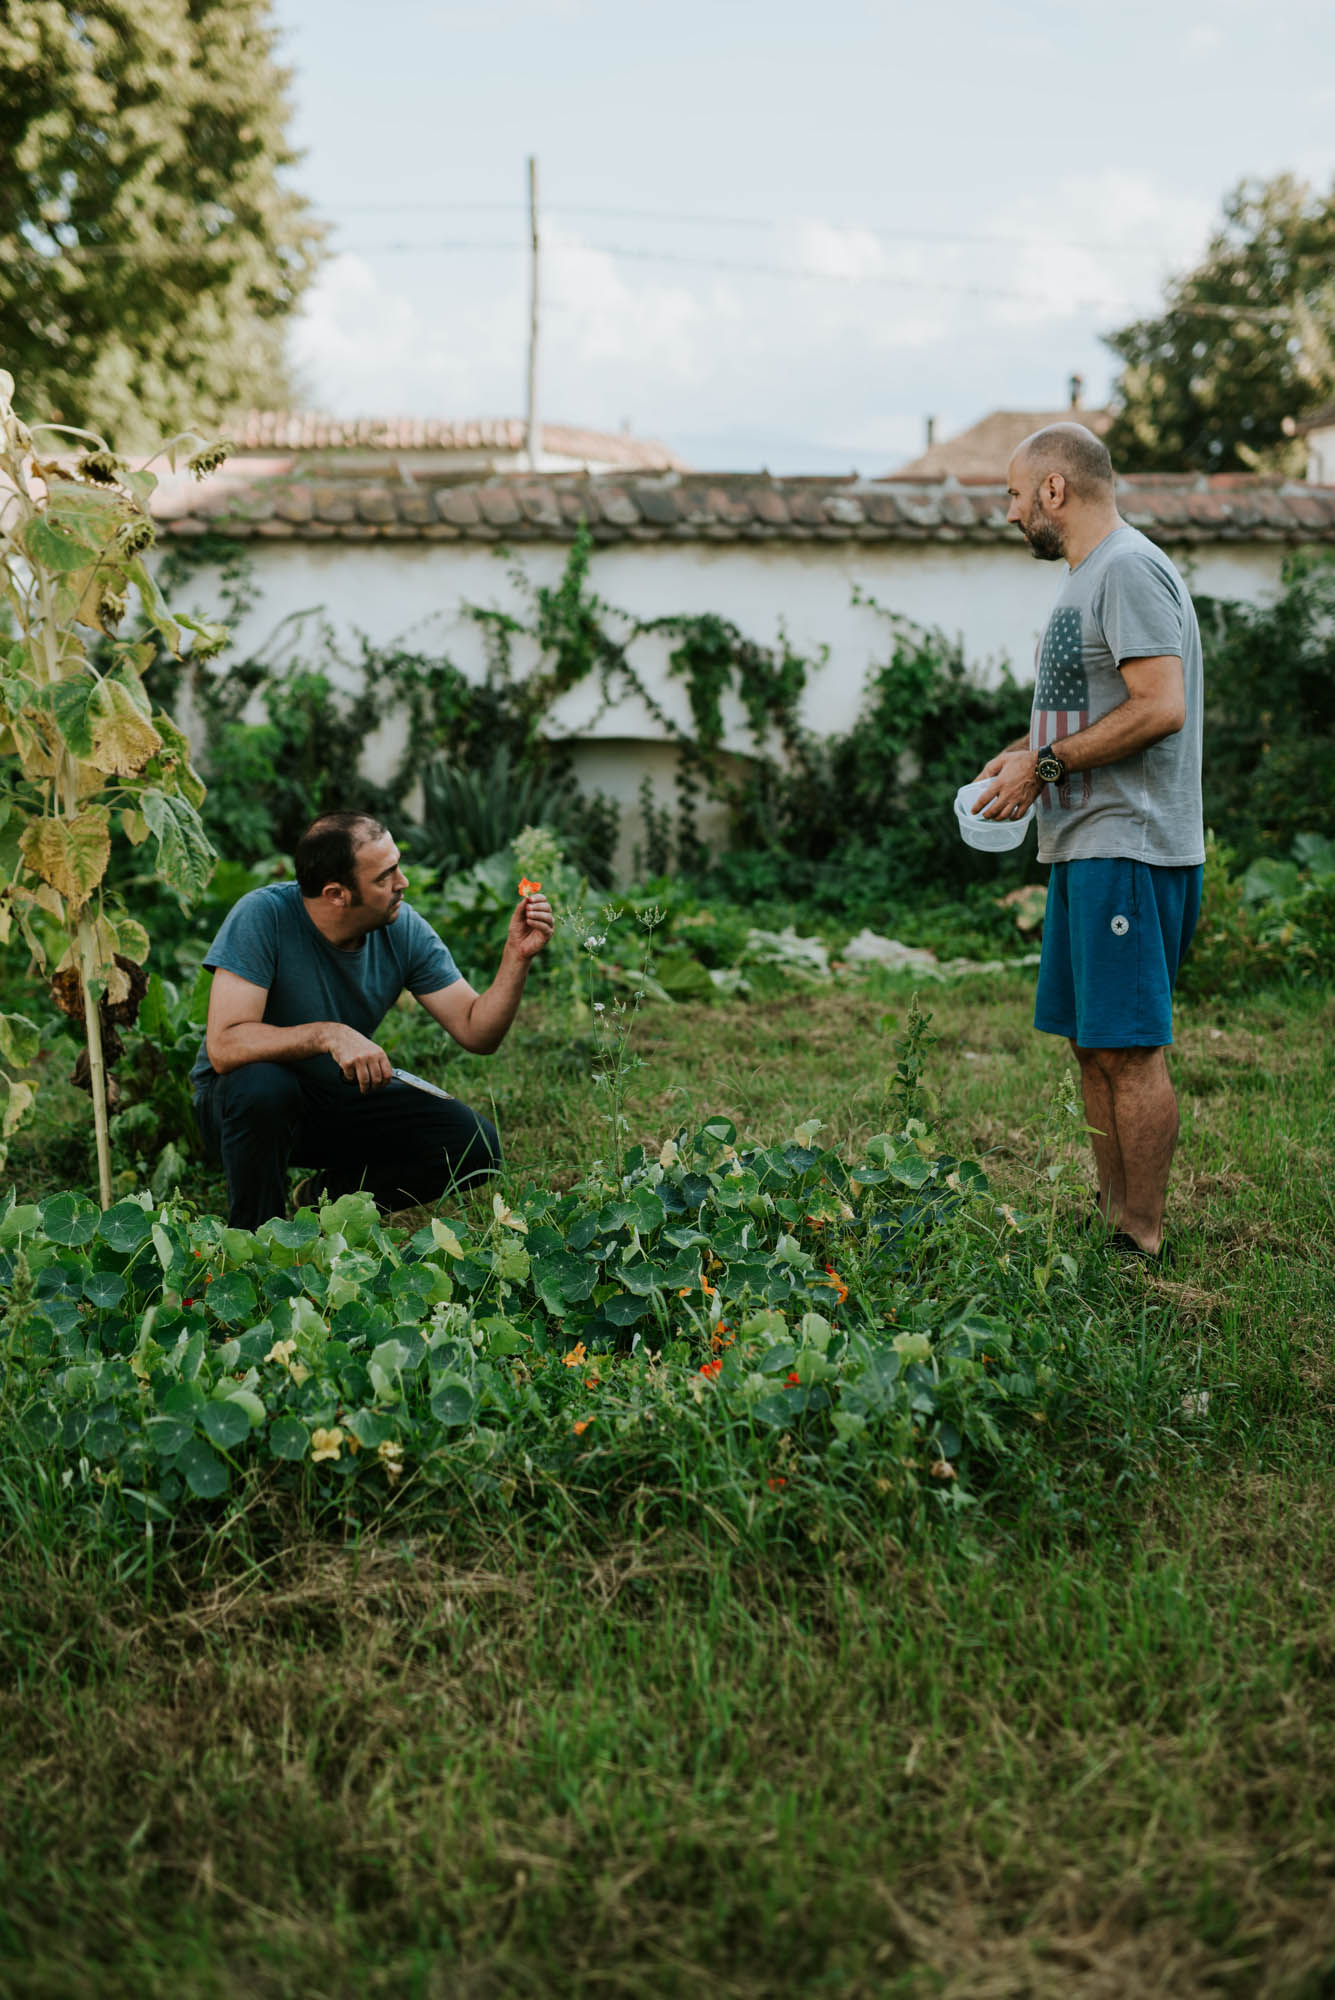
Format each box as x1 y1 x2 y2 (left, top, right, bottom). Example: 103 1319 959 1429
24 227 1294 318
322 195 1189 259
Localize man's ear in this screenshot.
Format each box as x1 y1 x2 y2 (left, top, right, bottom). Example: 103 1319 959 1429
1045 471 1068 508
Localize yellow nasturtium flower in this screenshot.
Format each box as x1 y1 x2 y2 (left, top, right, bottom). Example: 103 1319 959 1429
311 1427 344 1463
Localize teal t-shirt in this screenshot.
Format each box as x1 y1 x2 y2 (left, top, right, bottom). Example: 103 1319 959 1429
190 882 461 1089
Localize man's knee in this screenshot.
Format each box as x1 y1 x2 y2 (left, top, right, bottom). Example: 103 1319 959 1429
1071 1041 1164 1080
215 1062 305 1136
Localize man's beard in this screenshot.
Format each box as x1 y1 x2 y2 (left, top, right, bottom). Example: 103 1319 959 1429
346 890 403 931
1022 506 1065 562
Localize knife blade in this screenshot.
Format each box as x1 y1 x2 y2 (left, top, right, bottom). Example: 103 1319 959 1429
390 1065 454 1103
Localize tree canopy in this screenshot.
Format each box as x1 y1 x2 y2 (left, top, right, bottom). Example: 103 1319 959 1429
1103 174 1335 475
0 0 324 446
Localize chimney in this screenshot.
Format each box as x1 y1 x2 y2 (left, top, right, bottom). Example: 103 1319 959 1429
925 415 936 450
1069 373 1084 410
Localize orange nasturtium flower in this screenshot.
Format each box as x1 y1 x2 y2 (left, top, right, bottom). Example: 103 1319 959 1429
699 1357 723 1379
786 1371 802 1387
562 1341 587 1368
518 877 543 897
824 1265 849 1303
573 1418 593 1436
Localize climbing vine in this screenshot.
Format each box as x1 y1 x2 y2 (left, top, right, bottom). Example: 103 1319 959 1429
151 520 824 875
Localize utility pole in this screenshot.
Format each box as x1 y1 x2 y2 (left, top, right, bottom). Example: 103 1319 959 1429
525 155 540 472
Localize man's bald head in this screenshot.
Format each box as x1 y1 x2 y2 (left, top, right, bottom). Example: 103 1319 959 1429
1012 422 1115 501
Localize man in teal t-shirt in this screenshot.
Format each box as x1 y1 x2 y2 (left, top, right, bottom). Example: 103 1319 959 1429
192 810 554 1229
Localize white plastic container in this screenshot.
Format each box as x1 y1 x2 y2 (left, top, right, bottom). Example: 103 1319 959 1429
954 779 1035 852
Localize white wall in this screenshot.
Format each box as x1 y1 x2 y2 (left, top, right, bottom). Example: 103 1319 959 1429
1305 427 1335 485
175 534 1292 873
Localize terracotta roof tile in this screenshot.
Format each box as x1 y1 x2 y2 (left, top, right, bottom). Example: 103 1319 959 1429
153 471 1335 549
227 410 687 471
895 407 1113 481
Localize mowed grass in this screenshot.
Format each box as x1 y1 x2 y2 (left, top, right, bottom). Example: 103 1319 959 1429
3 974 1335 1999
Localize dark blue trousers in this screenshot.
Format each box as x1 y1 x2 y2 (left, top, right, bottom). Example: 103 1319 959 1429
195 1064 500 1231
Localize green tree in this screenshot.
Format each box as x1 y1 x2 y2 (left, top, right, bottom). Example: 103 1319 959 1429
0 0 323 446
1103 174 1335 474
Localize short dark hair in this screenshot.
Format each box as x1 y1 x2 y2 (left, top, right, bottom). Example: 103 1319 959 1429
294 812 386 897
1018 422 1115 499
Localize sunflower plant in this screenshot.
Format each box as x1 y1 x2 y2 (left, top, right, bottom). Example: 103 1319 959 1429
0 369 226 1204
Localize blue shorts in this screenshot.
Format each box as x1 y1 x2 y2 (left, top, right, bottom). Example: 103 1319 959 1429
1034 858 1203 1049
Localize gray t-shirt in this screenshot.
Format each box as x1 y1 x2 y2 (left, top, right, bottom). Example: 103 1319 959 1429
190 881 461 1089
1028 523 1204 867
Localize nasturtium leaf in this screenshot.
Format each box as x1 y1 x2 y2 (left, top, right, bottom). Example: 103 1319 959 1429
146 1415 194 1458
617 1262 662 1298
751 1394 795 1428
98 1200 153 1253
21 1405 60 1447
343 1408 395 1449
532 1253 597 1307
265 1214 320 1250
630 1186 666 1232
158 1380 204 1415
268 1416 309 1461
40 1192 101 1246
200 1400 250 1450
430 1381 475 1427
61 1410 88 1447
481 1317 528 1357
0 1202 41 1245
566 1215 599 1253
83 1270 126 1310
86 1417 125 1460
205 1272 256 1326
887 1156 934 1189
222 1389 266 1427
602 1293 649 1327
177 1436 229 1498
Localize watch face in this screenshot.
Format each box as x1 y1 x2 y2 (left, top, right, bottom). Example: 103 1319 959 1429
1037 753 1064 783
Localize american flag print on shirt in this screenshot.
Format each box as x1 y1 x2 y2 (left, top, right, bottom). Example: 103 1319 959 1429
1030 605 1091 808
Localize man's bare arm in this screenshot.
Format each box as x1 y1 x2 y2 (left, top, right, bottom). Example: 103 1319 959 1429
415 893 555 1055
974 655 1185 818
205 969 392 1091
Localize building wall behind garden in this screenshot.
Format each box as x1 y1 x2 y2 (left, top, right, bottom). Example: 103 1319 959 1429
157 471 1335 868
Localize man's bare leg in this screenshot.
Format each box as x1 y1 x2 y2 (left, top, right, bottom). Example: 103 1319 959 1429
1071 1040 1124 1224
1072 1044 1179 1254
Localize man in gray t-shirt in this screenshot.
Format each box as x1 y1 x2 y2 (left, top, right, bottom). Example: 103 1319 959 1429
193 809 554 1229
974 424 1205 1264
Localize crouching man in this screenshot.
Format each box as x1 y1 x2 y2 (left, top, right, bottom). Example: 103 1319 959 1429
191 810 554 1230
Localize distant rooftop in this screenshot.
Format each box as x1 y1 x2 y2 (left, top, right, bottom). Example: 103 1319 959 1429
227 411 688 472
896 375 1111 481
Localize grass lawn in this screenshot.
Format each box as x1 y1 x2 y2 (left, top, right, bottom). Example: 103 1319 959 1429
3 972 1334 1998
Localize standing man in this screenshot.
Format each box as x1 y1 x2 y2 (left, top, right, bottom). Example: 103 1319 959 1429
191 810 554 1230
976 424 1204 1262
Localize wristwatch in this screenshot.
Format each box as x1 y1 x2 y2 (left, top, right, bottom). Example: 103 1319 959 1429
1035 748 1067 786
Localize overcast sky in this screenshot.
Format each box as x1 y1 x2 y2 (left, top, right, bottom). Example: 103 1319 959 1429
275 0 1335 474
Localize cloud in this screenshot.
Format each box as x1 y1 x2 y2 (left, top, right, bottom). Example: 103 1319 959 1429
287 170 1221 469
